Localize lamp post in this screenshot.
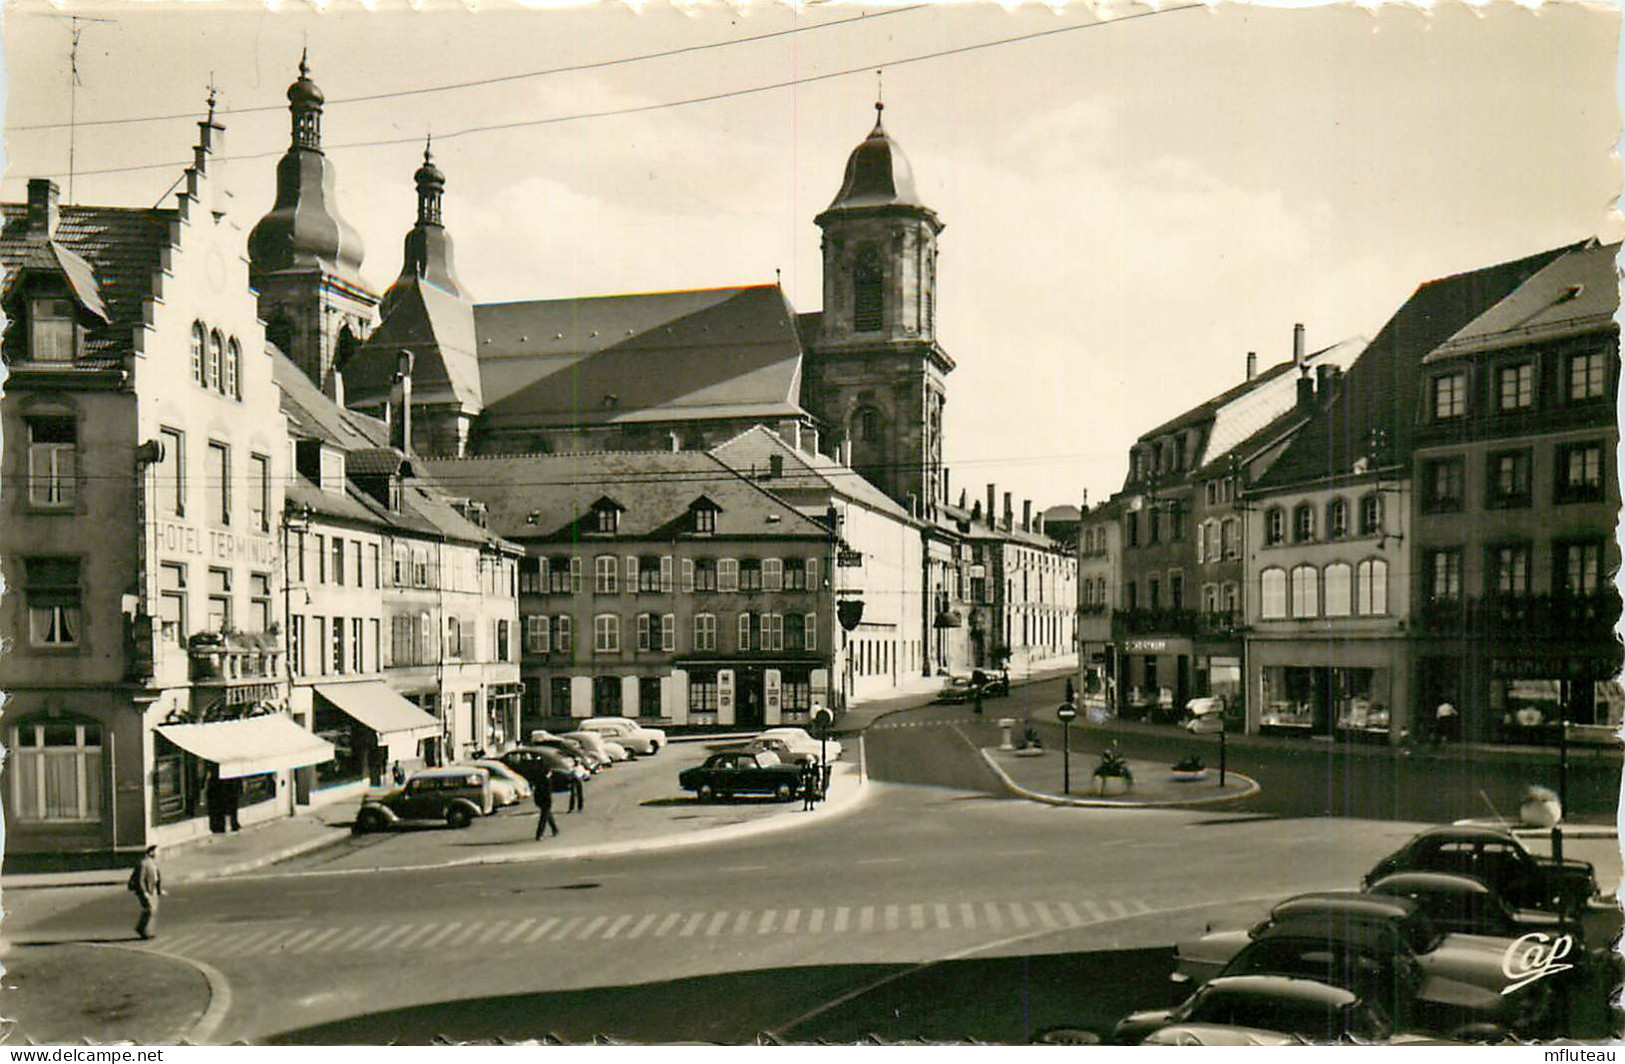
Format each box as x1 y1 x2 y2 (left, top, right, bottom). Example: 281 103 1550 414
812 704 834 798
1057 701 1077 794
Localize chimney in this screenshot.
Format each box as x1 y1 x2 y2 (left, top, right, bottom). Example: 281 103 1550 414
1035 512 1045 536
986 484 996 527
972 499 983 520
26 179 59 241
1316 364 1332 395
669 431 681 452
1003 492 1014 532
957 488 967 510
805 425 819 456
1245 351 1257 381
392 349 416 452
777 420 801 452
1297 374 1316 411
1293 323 1306 369
1023 500 1033 532
840 436 853 467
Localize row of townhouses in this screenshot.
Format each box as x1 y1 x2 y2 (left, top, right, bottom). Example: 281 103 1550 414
2 62 1074 860
1078 239 1621 748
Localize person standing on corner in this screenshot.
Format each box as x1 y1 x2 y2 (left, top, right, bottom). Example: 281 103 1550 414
534 772 560 840
129 846 163 940
801 760 818 811
566 764 586 814
1433 701 1459 750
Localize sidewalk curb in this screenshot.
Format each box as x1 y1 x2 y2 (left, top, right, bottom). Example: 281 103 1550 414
0 823 357 891
86 941 233 1045
977 747 1261 809
1451 818 1621 841
208 739 872 882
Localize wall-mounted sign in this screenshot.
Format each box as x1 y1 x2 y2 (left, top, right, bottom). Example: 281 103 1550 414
155 520 278 566
1125 639 1168 653
837 549 865 568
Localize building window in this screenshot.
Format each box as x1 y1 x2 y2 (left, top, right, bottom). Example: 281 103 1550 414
206 441 230 525
718 558 739 592
694 558 718 592
1125 512 1138 548
159 427 185 516
190 322 206 383
1568 349 1608 401
661 613 676 652
636 613 652 652
445 617 462 659
290 615 306 675
1487 449 1532 508
1324 563 1352 617
548 556 572 594
1326 498 1349 539
1168 502 1185 542
1292 503 1315 544
693 613 717 652
1422 457 1464 514
207 330 225 392
352 617 365 671
693 506 716 534
26 557 81 647
248 453 270 533
250 572 272 632
690 674 719 713
785 558 816 591
1557 540 1605 596
1358 494 1382 536
420 611 435 663
594 555 619 594
1169 571 1184 610
414 550 430 588
10 719 102 823
1148 508 1162 545
1555 441 1605 504
1431 372 1466 419
1290 564 1319 618
638 557 662 593
739 559 763 591
1489 543 1532 596
331 538 346 586
554 615 573 654
207 567 232 630
761 613 783 652
1425 549 1462 603
854 246 883 332
594 614 620 654
526 614 551 654
331 616 348 673
594 506 620 534
1260 568 1287 620
1497 362 1534 411
763 558 784 592
26 416 76 508
1260 507 1283 546
496 619 511 664
226 338 242 400
1221 517 1240 559
1222 582 1239 614
159 562 187 646
1147 576 1161 611
29 297 77 361
370 544 381 588
785 613 806 651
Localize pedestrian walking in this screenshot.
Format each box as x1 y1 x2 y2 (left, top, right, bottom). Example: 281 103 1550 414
392 760 407 786
1433 701 1459 749
129 846 163 940
566 765 586 813
801 761 818 811
1065 678 1076 706
533 774 560 840
223 777 242 832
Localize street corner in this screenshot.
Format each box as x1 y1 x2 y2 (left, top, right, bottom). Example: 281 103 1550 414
0 940 213 1045
979 745 1260 809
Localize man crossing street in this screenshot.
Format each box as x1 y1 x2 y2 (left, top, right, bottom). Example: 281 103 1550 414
129 846 163 940
534 774 560 840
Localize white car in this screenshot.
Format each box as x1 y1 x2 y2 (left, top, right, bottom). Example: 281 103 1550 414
758 727 841 762
561 731 620 768
468 759 533 804
579 717 666 756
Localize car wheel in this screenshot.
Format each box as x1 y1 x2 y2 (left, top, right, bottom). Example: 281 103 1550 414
446 806 473 830
775 782 793 802
354 808 386 834
697 784 715 803
648 741 660 755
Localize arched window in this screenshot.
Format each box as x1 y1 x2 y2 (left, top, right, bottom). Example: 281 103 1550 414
190 322 206 384
1326 497 1349 539
1291 564 1319 618
853 246 883 332
1358 493 1382 537
208 330 224 392
10 716 102 823
1264 507 1285 546
1356 558 1389 615
859 408 882 443
225 338 242 400
1324 562 1352 617
1292 503 1315 543
1260 567 1287 619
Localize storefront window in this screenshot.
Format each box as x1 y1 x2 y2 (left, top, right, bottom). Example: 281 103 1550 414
1259 666 1317 733
313 699 369 788
1332 668 1390 737
10 718 102 822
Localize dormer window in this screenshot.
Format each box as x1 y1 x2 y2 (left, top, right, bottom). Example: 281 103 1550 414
30 298 76 361
690 496 721 534
591 499 622 534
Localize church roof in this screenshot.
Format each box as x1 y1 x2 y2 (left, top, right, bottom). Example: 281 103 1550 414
347 279 483 411
824 105 929 214
418 450 831 542
710 425 914 523
472 284 807 431
272 345 390 449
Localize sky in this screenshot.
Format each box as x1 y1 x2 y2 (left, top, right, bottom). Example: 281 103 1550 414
2 1 1619 514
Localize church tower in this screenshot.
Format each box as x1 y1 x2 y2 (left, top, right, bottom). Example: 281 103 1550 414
248 53 379 400
804 101 953 513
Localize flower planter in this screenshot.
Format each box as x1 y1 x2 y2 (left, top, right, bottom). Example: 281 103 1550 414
1093 774 1132 796
1170 768 1208 782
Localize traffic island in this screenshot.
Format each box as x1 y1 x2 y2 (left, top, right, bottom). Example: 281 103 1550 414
0 942 212 1044
980 746 1259 808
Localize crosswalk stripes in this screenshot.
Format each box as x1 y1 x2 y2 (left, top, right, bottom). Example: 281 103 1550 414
155 895 1167 960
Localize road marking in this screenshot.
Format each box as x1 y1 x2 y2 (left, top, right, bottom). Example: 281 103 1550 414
654 913 684 938
808 909 825 934
884 906 900 932
215 929 272 953
549 917 584 941
732 911 753 935
166 930 227 954
857 858 906 865
681 913 708 938
704 912 729 937
575 916 609 940
959 903 977 930
834 907 850 933
757 910 778 934
1033 902 1057 929
719 865 769 873
1081 900 1107 923
289 927 345 954
369 925 419 951
859 907 875 933
449 923 488 947
782 909 800 934
498 919 537 944
984 902 1004 931
272 928 321 953
477 922 515 945
1133 899 1153 915
625 914 658 940
522 918 560 944
601 915 634 939
1108 900 1132 919
1008 903 1030 930
908 904 925 931
1058 902 1083 927
934 904 951 930
344 925 396 950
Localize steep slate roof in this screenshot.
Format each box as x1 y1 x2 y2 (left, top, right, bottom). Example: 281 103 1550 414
0 203 174 359
1254 241 1582 491
472 284 806 431
710 425 913 523
418 450 831 543
272 347 390 449
345 279 482 410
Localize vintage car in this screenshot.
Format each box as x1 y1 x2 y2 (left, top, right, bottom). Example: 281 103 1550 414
971 669 1010 697
745 736 818 766
499 746 581 792
759 726 841 762
1114 976 1398 1045
467 759 533 805
933 675 980 704
1362 825 1602 915
678 750 804 802
1367 870 1619 955
560 730 620 768
353 767 494 832
579 717 666 756
1213 915 1552 1039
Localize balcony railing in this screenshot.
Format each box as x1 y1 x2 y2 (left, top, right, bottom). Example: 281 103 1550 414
1416 591 1622 638
188 631 284 683
1113 608 1244 637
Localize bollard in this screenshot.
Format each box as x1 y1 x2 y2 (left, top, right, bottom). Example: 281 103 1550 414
997 719 1017 751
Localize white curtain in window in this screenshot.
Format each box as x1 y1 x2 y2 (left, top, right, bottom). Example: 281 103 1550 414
1324 564 1352 617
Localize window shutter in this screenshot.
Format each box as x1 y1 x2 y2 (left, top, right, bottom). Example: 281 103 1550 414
806 557 819 590
569 556 583 593
693 614 705 649
681 558 695 593
737 612 751 651
539 556 551 593
720 558 738 592
626 556 638 593
662 613 676 652
764 558 783 592
661 556 674 593
539 615 551 653
637 613 651 651
805 613 817 652
557 614 572 653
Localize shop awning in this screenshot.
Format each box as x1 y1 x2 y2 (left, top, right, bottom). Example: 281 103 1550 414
158 714 335 780
315 681 442 741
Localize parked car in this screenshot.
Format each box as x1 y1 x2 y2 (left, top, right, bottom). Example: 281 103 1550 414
759 726 841 762
1214 915 1551 1039
934 675 978 704
454 763 520 808
353 767 494 832
678 750 803 802
579 717 665 756
1367 870 1620 957
1362 825 1602 916
531 735 601 771
1115 976 1398 1045
971 668 1010 697
498 746 580 792
561 730 619 769
468 759 533 804
746 736 817 766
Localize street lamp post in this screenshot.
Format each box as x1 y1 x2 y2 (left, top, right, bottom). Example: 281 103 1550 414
1057 701 1077 794
1219 720 1228 789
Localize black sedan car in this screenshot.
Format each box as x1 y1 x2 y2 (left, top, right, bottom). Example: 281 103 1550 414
1112 975 1396 1045
499 745 580 792
1362 826 1601 916
678 751 803 802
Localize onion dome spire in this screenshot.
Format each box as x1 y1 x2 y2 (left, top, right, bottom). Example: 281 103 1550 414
415 135 445 227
